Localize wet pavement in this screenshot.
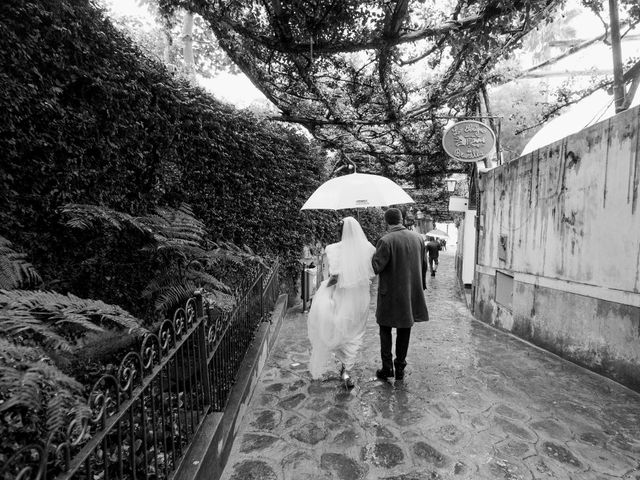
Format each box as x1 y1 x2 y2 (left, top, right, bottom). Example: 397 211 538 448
219 249 640 480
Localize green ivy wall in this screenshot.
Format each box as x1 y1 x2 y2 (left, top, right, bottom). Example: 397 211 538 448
0 0 335 314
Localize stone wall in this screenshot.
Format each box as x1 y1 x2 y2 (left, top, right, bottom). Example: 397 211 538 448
474 105 640 391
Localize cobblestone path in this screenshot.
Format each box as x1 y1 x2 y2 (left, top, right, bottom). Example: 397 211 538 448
220 249 640 480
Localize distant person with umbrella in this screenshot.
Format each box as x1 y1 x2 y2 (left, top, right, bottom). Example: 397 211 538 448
372 208 429 381
426 236 441 277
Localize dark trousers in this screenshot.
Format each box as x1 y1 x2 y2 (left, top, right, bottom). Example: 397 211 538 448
428 256 438 273
379 325 411 373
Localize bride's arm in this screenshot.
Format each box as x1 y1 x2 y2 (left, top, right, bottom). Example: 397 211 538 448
324 243 341 286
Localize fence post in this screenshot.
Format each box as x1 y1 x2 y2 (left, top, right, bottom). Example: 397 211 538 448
195 292 212 406
260 270 266 322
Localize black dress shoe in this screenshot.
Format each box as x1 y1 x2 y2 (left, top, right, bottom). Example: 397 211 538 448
376 369 394 379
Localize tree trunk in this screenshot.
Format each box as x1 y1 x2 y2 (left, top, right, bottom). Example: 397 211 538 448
162 14 174 69
182 11 196 83
480 84 501 164
609 0 625 112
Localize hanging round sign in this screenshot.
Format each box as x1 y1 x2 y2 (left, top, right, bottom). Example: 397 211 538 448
442 120 496 162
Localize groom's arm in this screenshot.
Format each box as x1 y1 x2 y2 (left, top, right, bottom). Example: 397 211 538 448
421 242 428 289
372 239 390 274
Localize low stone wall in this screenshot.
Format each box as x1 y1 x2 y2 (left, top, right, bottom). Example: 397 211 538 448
474 105 640 392
474 268 640 391
175 293 288 480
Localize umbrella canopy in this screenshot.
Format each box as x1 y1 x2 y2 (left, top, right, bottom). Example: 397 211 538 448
301 173 414 210
426 229 449 239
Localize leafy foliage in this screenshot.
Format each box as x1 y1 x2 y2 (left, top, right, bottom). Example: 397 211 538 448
0 236 42 290
0 339 91 464
150 0 640 187
106 3 240 79
154 0 568 175
0 0 332 468
62 203 266 315
0 0 333 316
0 238 148 465
0 289 148 348
489 82 549 160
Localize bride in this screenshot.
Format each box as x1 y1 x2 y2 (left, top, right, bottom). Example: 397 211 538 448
307 216 376 388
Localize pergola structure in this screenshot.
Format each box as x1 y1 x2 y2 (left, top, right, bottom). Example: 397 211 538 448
159 0 576 184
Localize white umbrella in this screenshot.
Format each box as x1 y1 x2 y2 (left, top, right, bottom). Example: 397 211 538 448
426 229 449 239
301 173 415 210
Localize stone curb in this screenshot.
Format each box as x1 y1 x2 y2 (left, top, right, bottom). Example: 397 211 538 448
175 293 288 480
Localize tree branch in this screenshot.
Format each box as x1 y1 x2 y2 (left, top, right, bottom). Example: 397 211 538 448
510 19 638 81
514 78 614 135
398 35 447 66
212 6 526 55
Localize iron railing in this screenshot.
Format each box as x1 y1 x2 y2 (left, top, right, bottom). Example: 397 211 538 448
1 259 281 480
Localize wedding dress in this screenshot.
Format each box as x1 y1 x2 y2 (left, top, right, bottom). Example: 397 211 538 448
307 217 376 380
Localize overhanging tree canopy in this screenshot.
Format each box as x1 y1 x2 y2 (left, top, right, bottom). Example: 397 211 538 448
156 0 572 181
155 0 640 185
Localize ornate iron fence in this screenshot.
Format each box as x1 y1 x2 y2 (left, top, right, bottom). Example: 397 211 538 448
1 259 281 480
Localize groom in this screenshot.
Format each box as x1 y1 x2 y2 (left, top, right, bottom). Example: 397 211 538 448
372 208 429 380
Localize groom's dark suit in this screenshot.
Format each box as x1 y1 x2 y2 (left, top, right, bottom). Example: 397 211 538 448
372 221 428 379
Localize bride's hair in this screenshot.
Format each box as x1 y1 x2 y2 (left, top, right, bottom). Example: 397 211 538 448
337 216 375 288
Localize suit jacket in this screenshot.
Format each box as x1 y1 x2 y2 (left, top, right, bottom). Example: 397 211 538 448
372 225 429 328
426 240 441 259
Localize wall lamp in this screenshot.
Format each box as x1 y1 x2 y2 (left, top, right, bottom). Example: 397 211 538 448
445 178 457 192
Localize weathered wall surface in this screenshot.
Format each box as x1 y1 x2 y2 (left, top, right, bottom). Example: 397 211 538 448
475 105 640 390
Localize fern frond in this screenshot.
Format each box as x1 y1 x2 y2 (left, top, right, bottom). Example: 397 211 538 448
0 338 46 363
184 269 231 293
58 293 147 336
0 339 88 435
53 313 106 333
144 265 231 314
63 204 209 259
154 240 206 256
0 371 43 412
0 290 148 347
141 269 178 299
204 241 265 267
0 310 74 352
204 248 246 266
0 236 42 289
46 389 90 435
153 282 198 314
141 203 207 248
0 363 23 389
0 340 80 413
61 204 150 234
175 203 196 218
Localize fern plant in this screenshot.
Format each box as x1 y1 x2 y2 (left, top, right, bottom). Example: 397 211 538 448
0 235 42 289
0 339 90 433
62 203 265 316
0 338 92 471
0 289 148 351
0 239 149 464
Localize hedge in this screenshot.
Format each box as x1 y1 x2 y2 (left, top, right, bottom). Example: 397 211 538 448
0 0 339 318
